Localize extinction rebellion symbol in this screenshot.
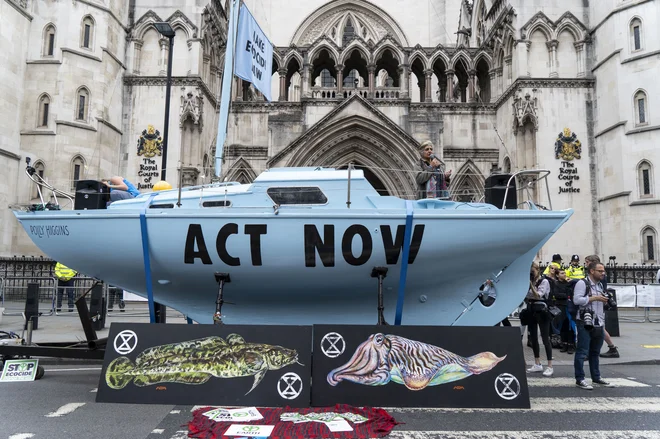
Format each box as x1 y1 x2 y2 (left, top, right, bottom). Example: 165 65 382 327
278 372 303 400
113 330 138 355
321 332 345 358
494 373 520 400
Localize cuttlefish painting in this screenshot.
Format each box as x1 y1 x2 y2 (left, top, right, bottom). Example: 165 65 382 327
327 333 505 390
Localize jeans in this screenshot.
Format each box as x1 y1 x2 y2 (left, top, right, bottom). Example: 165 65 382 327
574 322 605 382
109 190 135 204
56 279 75 309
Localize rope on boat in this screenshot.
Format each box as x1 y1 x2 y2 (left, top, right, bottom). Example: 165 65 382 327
394 200 414 325
139 193 159 323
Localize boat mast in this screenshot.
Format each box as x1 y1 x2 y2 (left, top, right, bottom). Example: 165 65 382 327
214 0 241 181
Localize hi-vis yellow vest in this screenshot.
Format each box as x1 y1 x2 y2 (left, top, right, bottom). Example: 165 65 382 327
54 262 77 281
567 265 586 280
543 261 561 276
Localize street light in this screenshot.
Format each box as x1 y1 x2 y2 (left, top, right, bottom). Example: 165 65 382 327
154 22 175 182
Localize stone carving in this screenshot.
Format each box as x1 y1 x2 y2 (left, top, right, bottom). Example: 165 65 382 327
137 125 163 158
299 8 390 46
180 87 204 130
181 166 200 187
554 128 582 161
512 88 538 134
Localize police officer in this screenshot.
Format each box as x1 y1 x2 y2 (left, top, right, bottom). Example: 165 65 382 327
543 254 562 276
54 262 77 312
566 254 585 280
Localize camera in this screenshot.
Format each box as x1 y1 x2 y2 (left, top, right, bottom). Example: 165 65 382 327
580 309 594 330
603 290 617 310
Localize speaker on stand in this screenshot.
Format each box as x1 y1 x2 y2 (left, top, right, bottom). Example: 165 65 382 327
484 173 517 209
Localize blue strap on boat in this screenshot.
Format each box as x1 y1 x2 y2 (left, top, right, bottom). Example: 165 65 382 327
139 194 158 323
394 200 414 325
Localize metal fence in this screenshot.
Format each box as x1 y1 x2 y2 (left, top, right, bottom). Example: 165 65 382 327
539 261 660 284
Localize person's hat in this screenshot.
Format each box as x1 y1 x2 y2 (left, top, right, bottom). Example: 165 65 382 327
552 254 562 262
571 254 580 262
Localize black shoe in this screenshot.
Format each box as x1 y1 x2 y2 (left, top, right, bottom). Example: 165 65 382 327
68 308 74 312
567 345 575 354
600 346 620 358
119 300 125 310
560 343 568 353
527 339 532 347
108 308 113 312
593 378 614 387
56 308 62 312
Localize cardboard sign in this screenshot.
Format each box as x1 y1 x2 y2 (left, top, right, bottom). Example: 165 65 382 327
97 324 311 407
1 359 39 382
311 325 530 408
224 424 274 437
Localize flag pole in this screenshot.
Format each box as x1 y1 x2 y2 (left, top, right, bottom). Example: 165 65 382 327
214 0 240 179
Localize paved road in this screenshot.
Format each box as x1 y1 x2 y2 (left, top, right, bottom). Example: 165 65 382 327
1 363 659 439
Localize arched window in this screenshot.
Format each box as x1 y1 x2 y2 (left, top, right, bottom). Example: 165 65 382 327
630 17 643 52
37 94 51 127
638 160 653 198
342 18 355 47
33 161 45 199
81 16 95 49
76 87 90 121
43 24 56 57
641 227 657 263
503 157 512 174
71 155 85 191
634 90 648 126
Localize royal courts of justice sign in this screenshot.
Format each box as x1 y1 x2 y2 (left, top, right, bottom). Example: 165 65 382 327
234 3 273 101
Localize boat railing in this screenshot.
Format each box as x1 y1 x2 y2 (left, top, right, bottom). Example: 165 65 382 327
504 169 552 211
23 157 74 209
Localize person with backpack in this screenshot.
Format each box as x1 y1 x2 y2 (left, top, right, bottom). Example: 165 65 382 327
553 268 576 354
526 262 554 377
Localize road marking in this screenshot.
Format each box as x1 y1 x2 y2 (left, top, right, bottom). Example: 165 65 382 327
527 378 650 387
151 429 165 434
627 377 637 380
90 388 98 393
170 409 181 414
167 431 189 439
642 345 660 348
45 403 86 418
388 431 660 439
8 434 35 439
43 367 102 372
387 398 660 413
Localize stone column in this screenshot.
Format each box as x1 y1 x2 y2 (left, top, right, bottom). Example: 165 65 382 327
446 69 455 102
574 41 586 78
398 63 409 98
515 40 530 78
278 68 287 101
130 39 142 74
188 39 201 76
424 69 433 102
468 69 477 102
236 78 243 101
547 40 558 78
302 62 311 98
203 55 210 83
336 64 344 94
496 67 503 98
488 69 497 99
504 55 512 89
159 38 168 76
367 64 376 97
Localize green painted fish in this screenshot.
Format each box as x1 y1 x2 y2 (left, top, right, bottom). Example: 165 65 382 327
106 333 301 394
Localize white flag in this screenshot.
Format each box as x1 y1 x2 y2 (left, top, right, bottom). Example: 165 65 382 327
234 3 273 101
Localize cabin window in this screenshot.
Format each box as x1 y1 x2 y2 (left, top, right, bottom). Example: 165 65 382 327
149 203 174 208
267 187 328 205
202 200 232 207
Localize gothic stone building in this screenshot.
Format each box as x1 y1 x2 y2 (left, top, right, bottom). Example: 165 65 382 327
1 0 658 265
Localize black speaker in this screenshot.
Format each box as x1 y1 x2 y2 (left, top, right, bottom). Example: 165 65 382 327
484 173 517 209
24 282 40 330
89 283 106 331
74 180 109 210
605 288 620 337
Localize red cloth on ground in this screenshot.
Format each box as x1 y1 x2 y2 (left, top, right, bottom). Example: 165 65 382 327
188 404 401 439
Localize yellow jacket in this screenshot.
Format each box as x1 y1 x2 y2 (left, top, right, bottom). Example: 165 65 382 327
566 264 586 279
54 262 77 281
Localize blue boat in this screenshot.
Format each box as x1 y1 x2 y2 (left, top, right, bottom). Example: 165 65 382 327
13 166 572 326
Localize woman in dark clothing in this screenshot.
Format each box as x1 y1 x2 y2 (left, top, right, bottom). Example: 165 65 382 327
553 269 576 353
415 141 451 199
526 262 554 377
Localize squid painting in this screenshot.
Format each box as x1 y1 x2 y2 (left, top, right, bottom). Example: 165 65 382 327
327 333 506 391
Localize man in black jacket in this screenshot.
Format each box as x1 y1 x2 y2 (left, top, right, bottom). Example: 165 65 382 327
553 269 576 354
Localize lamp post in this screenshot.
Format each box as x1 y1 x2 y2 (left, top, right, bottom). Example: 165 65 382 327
154 22 175 182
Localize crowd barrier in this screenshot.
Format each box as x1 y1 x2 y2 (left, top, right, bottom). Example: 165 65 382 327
608 283 660 323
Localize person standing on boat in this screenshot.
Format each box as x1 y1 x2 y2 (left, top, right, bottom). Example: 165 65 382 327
415 140 451 199
526 262 554 377
54 261 77 313
103 176 140 203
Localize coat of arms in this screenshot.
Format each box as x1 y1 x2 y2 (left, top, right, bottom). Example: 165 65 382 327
554 128 582 161
137 125 163 158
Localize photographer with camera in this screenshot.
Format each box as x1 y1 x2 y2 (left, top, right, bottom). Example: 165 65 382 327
573 261 615 390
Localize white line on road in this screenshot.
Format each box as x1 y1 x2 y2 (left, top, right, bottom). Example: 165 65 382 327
90 388 97 393
527 377 650 387
388 398 660 413
167 431 189 439
45 403 86 418
388 431 660 439
43 367 102 372
170 409 181 414
8 434 35 439
151 429 165 434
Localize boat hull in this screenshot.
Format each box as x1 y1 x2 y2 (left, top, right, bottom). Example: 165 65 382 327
14 208 571 326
